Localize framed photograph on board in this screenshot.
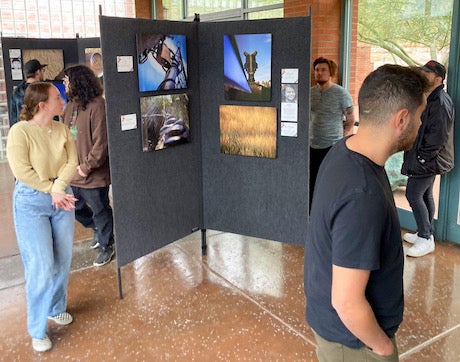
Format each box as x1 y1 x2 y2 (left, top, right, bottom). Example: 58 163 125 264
224 33 272 101
220 105 277 158
137 33 188 92
85 48 103 80
140 93 190 151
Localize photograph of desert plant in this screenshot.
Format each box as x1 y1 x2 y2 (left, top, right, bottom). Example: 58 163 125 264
220 105 277 158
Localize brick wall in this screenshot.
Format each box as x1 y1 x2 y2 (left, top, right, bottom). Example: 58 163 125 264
284 0 373 118
135 0 152 19
135 0 169 20
284 0 343 85
350 1 374 114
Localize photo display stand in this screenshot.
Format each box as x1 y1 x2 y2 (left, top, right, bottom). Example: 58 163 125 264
99 15 311 298
2 37 101 109
199 17 311 246
100 17 203 299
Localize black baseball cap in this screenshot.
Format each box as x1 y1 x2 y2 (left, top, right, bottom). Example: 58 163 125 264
24 59 47 74
421 60 446 80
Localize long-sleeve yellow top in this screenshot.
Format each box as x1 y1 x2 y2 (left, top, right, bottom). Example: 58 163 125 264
7 120 78 194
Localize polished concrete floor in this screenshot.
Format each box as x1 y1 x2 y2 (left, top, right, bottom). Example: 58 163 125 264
2 162 460 360
2 231 460 360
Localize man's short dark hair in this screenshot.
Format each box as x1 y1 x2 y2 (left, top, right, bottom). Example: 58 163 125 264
358 64 429 126
313 57 338 78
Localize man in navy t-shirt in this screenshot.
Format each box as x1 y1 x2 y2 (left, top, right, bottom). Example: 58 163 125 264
305 64 429 362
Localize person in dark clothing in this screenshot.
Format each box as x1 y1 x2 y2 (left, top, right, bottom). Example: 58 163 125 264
305 64 428 362
9 59 47 127
62 64 115 267
401 60 455 257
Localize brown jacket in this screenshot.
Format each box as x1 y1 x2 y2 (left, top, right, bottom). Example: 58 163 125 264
63 96 111 188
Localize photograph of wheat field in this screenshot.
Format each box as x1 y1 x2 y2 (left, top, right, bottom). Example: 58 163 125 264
220 105 277 158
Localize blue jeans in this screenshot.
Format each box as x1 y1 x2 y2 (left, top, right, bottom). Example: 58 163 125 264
13 181 74 339
405 175 436 239
71 186 114 250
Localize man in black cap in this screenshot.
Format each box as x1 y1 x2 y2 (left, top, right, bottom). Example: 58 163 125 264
9 59 47 127
402 60 455 257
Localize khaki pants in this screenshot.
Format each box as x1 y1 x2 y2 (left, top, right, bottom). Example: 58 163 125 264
313 330 399 362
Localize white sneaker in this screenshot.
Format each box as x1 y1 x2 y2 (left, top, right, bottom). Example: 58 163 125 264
403 232 419 244
32 334 52 352
406 235 435 257
48 312 73 325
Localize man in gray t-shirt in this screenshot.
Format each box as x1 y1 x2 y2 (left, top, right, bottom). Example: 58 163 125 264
309 57 355 209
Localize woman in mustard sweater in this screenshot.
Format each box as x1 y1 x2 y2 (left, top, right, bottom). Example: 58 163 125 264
7 82 78 352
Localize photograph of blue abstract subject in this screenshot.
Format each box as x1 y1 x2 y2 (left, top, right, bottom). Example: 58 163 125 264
224 33 272 101
137 33 188 92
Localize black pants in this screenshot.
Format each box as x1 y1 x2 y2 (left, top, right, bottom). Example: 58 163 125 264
309 146 332 210
72 185 114 250
405 175 436 239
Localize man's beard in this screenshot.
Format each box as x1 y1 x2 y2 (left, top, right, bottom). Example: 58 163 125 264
316 80 327 86
396 116 419 153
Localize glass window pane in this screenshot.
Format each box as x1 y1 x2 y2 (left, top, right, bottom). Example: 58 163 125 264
186 0 242 18
247 8 283 20
352 0 454 213
247 0 282 8
161 0 184 20
356 0 453 75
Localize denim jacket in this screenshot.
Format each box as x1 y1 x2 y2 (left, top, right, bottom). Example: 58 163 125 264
9 82 30 127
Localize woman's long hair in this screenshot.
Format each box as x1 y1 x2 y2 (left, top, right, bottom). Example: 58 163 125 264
20 82 53 121
64 64 103 110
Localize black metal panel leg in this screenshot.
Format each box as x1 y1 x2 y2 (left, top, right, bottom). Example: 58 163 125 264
201 229 207 256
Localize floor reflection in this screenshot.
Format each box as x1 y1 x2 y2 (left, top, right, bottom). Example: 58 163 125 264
1 228 460 360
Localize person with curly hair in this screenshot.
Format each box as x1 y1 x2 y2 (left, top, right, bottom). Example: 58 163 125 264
7 82 78 352
63 64 115 267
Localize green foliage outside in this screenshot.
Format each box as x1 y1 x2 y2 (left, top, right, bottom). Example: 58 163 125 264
358 0 453 66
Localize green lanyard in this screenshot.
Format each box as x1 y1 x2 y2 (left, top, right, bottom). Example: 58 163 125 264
70 106 78 140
